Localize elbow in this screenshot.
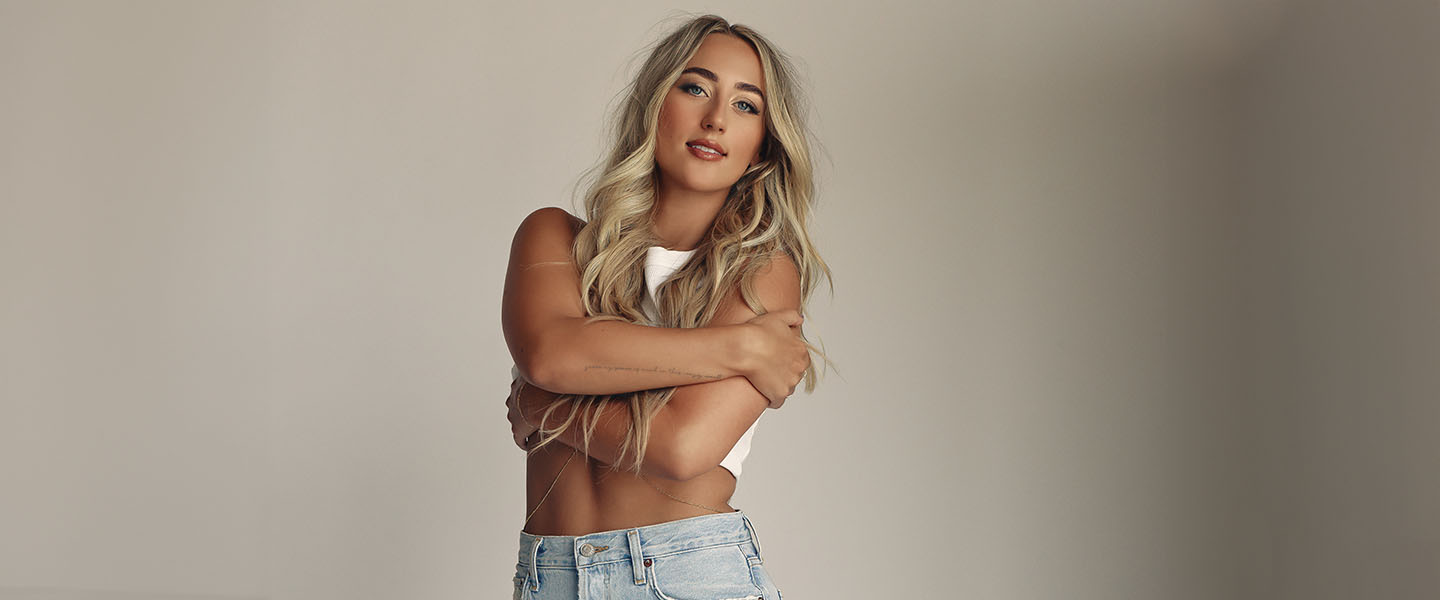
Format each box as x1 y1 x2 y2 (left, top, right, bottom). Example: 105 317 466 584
654 425 719 482
666 459 714 483
647 458 695 483
652 452 709 483
516 357 555 393
517 336 568 393
632 418 706 482
516 316 598 395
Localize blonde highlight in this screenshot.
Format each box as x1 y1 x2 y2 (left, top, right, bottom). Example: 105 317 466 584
523 14 837 477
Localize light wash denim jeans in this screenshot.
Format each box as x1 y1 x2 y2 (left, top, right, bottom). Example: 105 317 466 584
513 509 784 600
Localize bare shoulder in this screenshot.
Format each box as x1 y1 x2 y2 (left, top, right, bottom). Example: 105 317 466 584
510 207 587 264
752 251 802 307
515 206 586 242
713 251 802 325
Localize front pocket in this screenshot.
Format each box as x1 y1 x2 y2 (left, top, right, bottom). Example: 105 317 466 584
647 543 765 600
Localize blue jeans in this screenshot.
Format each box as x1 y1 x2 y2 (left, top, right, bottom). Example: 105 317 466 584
513 509 784 600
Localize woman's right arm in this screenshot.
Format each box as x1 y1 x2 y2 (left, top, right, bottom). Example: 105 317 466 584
506 250 811 481
503 207 804 400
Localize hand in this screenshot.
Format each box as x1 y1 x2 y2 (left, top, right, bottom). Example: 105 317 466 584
738 309 810 409
506 377 539 451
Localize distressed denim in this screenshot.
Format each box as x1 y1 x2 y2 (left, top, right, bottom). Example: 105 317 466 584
513 510 784 600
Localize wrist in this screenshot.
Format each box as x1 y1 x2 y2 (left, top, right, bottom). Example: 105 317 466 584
515 383 537 429
725 324 755 378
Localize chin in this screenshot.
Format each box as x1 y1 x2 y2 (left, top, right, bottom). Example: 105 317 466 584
661 164 736 192
682 176 737 193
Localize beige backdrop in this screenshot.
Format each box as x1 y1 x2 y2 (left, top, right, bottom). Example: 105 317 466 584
2 1 1436 599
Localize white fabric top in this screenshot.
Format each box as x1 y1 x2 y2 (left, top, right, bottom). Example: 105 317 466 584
510 246 759 479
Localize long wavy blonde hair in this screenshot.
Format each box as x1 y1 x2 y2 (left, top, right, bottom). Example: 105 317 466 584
522 14 835 475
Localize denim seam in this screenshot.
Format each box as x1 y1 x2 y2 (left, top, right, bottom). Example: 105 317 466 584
520 539 749 570
746 548 767 595
527 536 541 591
646 551 763 600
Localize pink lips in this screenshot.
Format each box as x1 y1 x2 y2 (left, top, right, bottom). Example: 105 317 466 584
686 138 727 159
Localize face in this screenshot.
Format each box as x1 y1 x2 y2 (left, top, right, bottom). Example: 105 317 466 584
654 33 768 195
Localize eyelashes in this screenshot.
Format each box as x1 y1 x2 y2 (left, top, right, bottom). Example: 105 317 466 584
679 83 761 115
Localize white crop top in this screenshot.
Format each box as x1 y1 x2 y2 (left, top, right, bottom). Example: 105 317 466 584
509 245 759 479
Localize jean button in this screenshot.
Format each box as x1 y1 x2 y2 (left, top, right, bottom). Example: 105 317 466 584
579 543 595 557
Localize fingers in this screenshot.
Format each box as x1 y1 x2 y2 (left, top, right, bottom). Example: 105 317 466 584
754 309 803 329
507 392 531 451
781 308 803 327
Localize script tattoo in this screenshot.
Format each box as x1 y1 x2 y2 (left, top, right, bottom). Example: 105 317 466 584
583 365 723 381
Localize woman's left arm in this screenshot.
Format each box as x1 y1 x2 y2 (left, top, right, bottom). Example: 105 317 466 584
510 252 805 481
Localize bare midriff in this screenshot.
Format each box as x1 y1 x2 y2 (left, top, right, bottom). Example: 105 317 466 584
521 438 739 536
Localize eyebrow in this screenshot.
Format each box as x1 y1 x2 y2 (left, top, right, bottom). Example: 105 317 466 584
681 67 765 104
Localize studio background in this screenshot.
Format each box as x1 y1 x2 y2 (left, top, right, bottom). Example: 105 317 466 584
2 1 1436 599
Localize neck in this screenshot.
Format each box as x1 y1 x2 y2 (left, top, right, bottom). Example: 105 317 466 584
651 177 727 251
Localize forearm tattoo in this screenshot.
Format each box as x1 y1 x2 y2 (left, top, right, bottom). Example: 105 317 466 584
583 364 723 381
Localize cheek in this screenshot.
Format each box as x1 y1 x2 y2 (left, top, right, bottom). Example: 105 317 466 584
743 130 766 161
656 96 685 138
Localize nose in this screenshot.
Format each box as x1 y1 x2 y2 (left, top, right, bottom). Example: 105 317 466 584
703 102 726 133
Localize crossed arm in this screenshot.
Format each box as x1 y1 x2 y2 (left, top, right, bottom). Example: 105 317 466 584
504 209 760 396
503 209 802 481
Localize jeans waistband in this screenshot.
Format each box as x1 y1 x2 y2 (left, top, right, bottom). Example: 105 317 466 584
517 509 759 570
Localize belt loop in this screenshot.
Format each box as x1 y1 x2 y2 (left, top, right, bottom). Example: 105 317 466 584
741 513 763 562
528 536 542 591
626 528 646 585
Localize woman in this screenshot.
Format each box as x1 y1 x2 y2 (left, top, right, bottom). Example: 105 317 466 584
501 14 832 600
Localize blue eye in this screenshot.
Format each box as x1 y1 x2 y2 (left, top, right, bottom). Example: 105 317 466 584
679 83 761 115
